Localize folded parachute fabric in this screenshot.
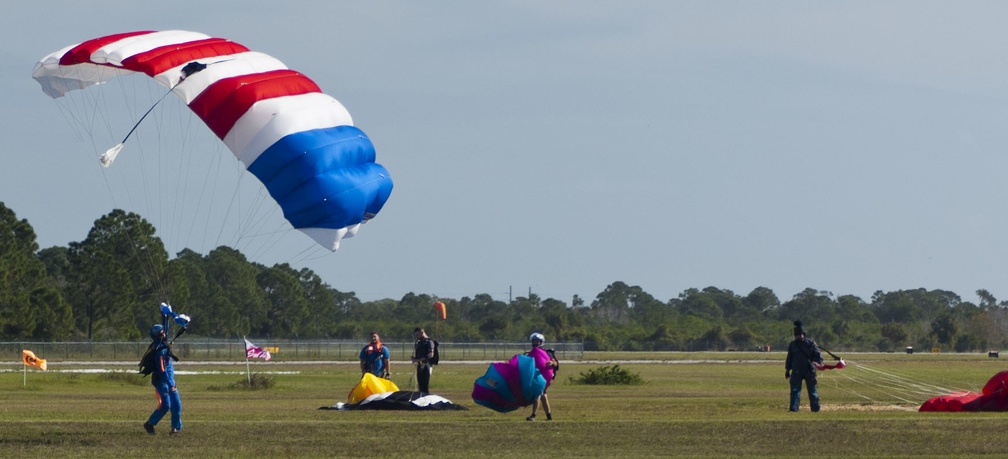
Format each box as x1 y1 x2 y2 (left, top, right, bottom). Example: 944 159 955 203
920 370 1008 412
321 391 467 411
347 373 399 404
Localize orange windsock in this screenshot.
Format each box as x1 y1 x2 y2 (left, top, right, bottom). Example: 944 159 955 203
434 301 447 320
22 350 47 371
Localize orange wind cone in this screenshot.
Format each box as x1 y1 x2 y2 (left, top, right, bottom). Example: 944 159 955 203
22 350 47 371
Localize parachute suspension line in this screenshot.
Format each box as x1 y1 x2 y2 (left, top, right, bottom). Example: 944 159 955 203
165 100 202 253
100 87 171 167
823 359 968 409
186 132 227 254
238 190 285 254
286 243 329 266
100 61 207 168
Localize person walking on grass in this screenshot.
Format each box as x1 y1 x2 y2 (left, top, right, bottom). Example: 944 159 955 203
526 332 558 421
785 320 823 412
144 323 182 435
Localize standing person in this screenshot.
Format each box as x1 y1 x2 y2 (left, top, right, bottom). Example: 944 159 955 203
785 320 823 412
360 332 391 379
143 323 182 435
411 327 435 394
526 332 558 421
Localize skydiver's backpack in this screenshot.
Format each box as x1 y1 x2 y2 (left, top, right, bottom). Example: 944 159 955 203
138 344 159 377
429 339 440 365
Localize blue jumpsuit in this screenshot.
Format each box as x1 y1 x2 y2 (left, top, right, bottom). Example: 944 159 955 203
147 342 183 431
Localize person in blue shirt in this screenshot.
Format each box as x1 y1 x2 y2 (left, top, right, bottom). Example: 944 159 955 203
785 320 823 412
359 332 391 379
143 323 183 435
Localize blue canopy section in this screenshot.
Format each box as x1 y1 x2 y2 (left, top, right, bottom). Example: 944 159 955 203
248 125 393 229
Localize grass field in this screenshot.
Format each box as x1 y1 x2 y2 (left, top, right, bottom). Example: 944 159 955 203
2 352 1008 458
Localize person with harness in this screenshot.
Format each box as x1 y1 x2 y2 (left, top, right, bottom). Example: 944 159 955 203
411 327 435 394
143 322 183 435
526 333 558 421
360 332 391 379
785 320 823 412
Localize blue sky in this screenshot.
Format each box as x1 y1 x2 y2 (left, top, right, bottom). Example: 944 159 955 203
4 2 1008 304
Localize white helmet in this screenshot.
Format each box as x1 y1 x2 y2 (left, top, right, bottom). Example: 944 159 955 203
529 333 545 343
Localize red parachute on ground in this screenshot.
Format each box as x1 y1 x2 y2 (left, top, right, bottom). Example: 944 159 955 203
920 370 1008 412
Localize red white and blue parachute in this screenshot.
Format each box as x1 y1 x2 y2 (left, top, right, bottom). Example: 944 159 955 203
32 30 392 251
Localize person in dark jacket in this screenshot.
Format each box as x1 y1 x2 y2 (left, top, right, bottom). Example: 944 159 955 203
411 327 435 393
144 323 183 434
785 320 823 412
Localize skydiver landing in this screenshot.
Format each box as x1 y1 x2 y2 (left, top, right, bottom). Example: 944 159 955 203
145 323 183 434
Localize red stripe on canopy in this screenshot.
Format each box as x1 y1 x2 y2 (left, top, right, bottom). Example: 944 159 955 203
59 31 155 65
189 70 322 139
120 38 249 76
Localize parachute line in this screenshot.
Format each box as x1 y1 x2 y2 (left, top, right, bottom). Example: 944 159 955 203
100 66 201 168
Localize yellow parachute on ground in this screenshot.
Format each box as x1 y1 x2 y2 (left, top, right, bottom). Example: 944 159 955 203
347 373 399 404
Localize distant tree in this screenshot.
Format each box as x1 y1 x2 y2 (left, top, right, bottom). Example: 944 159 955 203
728 326 757 350
297 268 341 338
590 282 643 324
743 286 780 313
0 203 72 339
774 289 837 324
203 246 266 337
677 288 723 321
258 264 309 338
977 289 998 309
880 322 909 349
695 325 731 351
930 314 958 347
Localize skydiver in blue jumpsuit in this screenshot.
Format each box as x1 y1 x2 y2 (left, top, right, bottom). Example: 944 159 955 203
144 322 183 435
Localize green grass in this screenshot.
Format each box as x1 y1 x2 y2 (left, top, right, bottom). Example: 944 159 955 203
2 353 1008 457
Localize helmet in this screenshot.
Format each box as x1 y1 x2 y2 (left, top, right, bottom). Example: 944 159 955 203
529 333 545 343
150 324 164 339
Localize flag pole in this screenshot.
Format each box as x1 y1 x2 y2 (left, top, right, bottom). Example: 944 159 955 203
244 336 252 384
23 360 26 387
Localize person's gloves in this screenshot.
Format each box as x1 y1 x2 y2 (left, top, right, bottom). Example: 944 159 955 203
785 370 791 379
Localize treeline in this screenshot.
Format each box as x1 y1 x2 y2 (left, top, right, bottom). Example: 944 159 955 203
2 202 1006 352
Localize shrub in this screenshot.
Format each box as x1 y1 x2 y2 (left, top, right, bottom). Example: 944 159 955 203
568 365 645 385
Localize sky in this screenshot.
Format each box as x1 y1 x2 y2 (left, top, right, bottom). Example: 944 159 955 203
3 2 1008 304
